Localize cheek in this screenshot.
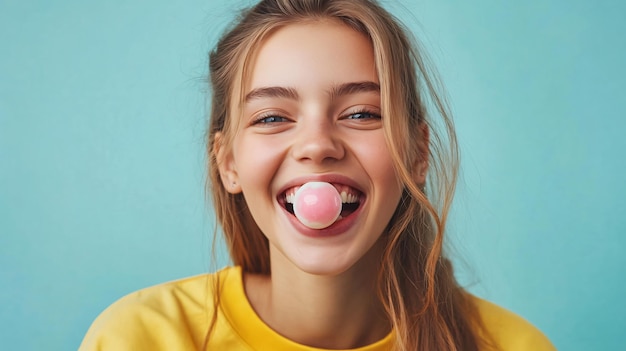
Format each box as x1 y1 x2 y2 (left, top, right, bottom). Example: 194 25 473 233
360 134 403 204
363 135 399 181
233 135 285 190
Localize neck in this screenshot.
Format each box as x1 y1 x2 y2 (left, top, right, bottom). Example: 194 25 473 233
244 245 391 349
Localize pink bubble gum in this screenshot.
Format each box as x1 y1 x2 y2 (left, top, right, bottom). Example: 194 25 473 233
293 182 342 229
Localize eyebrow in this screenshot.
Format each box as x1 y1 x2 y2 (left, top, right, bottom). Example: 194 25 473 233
244 81 380 103
328 81 380 100
244 86 299 102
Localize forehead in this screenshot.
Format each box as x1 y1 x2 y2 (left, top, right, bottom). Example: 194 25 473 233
245 20 378 92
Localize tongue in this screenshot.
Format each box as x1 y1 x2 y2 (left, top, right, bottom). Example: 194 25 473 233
293 182 342 229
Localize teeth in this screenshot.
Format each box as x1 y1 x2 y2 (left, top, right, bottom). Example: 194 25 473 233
285 184 360 204
340 191 358 204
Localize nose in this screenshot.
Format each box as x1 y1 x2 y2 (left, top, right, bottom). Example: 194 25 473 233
291 120 345 164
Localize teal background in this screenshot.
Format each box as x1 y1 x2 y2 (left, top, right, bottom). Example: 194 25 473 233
1 0 624 350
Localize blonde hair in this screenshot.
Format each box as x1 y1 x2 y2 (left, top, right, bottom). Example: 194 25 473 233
207 0 492 349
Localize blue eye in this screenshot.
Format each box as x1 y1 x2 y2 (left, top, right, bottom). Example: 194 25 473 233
254 115 288 124
347 111 381 120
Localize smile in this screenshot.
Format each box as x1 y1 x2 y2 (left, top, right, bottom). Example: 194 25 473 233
280 183 362 219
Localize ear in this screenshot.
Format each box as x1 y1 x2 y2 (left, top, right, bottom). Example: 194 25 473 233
415 123 429 184
214 132 242 194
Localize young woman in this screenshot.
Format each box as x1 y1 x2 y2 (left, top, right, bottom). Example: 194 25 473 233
80 0 556 350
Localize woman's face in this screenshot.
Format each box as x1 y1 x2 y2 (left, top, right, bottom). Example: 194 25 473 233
219 20 404 276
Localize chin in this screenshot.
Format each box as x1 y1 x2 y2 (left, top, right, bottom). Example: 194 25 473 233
286 249 368 278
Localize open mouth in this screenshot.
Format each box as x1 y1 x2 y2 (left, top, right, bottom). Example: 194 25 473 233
279 183 363 219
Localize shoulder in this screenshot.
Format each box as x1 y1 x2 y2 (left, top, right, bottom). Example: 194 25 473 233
79 267 238 351
472 296 557 351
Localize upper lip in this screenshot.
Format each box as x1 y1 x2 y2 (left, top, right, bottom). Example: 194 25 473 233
277 174 364 199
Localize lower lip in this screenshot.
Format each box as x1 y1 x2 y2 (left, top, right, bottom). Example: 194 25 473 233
283 201 364 237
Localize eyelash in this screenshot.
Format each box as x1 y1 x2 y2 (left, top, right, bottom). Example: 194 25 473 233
343 109 381 120
252 113 290 125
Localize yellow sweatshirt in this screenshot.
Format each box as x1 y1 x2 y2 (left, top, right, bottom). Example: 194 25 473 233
79 266 556 351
